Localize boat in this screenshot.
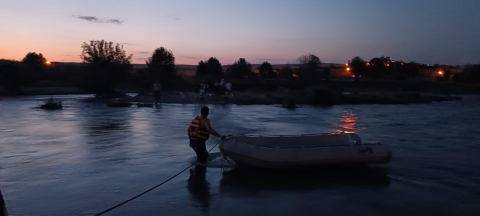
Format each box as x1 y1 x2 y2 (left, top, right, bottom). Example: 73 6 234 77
219 133 392 169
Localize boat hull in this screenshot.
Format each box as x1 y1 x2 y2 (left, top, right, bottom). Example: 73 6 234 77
220 135 392 169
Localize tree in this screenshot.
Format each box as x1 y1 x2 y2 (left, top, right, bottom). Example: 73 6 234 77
80 40 132 96
196 60 209 78
22 52 46 69
351 56 365 82
146 47 176 80
258 61 274 78
226 58 252 79
0 60 27 92
297 54 321 81
369 57 386 78
278 65 294 79
207 57 223 78
22 52 47 81
196 57 223 79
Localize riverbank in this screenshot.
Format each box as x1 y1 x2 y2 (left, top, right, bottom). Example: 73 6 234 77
84 90 461 106
1 79 474 105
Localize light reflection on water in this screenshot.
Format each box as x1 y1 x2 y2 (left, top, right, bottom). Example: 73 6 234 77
334 110 367 134
0 95 479 216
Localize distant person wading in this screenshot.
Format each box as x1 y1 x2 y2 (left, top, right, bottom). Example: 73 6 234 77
188 107 223 163
153 81 162 104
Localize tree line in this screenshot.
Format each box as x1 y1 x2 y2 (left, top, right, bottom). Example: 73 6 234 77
1 39 479 96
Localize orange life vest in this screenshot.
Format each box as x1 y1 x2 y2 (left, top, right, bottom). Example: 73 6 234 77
189 116 210 140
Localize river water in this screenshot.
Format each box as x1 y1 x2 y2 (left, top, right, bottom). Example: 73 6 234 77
0 95 479 216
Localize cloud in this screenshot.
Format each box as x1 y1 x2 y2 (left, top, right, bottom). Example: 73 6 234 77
138 51 150 54
73 15 123 24
258 58 274 61
180 56 200 59
136 58 146 60
106 19 122 24
167 14 181 21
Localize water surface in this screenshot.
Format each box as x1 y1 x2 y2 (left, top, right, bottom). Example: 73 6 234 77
0 95 479 215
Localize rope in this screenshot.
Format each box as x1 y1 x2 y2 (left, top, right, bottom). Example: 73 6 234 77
94 139 222 216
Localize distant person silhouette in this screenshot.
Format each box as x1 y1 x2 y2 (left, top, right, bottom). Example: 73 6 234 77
225 82 233 98
188 107 224 163
153 81 162 104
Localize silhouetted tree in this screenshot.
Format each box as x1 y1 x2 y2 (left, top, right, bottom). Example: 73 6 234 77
196 60 209 78
297 54 321 81
22 52 47 81
258 61 275 78
278 65 294 79
146 47 176 80
80 40 132 96
351 56 365 82
226 58 252 79
22 52 46 70
0 60 27 92
196 57 223 79
456 65 480 83
369 57 386 78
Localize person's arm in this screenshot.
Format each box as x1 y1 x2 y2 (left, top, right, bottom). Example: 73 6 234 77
205 119 221 138
187 125 192 139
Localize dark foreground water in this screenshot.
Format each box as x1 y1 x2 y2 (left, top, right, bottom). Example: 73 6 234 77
0 95 479 216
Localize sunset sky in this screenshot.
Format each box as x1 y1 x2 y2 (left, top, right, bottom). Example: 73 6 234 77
1 0 479 65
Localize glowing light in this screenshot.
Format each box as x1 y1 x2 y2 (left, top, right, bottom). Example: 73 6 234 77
292 74 299 78
386 64 390 67
438 71 443 75
346 67 351 71
346 63 349 66
366 63 370 66
46 61 51 65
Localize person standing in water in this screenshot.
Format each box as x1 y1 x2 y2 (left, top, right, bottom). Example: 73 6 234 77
153 81 162 104
188 107 223 163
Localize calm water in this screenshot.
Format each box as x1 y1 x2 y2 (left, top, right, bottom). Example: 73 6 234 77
0 95 479 216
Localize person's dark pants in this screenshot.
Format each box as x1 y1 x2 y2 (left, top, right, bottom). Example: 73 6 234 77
190 138 208 163
154 91 161 104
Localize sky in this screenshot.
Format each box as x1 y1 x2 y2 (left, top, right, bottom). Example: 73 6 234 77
1 0 479 65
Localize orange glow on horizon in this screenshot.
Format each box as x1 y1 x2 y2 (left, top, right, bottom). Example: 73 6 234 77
46 61 51 65
438 71 443 75
346 67 351 71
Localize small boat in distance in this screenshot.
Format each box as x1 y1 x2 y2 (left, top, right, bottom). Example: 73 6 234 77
220 133 392 169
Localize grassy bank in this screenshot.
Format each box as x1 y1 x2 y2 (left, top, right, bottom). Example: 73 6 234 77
1 79 473 105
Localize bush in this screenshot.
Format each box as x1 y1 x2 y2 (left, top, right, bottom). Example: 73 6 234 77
258 61 275 78
226 58 252 79
196 57 223 79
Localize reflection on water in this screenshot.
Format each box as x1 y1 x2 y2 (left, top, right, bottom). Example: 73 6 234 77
187 165 211 215
1 95 480 216
335 110 367 134
220 166 390 196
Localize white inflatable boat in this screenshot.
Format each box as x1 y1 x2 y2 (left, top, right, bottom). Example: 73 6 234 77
219 133 392 169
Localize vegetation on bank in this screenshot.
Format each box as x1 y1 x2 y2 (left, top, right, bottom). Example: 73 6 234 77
1 39 479 106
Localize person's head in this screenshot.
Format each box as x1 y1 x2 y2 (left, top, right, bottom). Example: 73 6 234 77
201 107 209 117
